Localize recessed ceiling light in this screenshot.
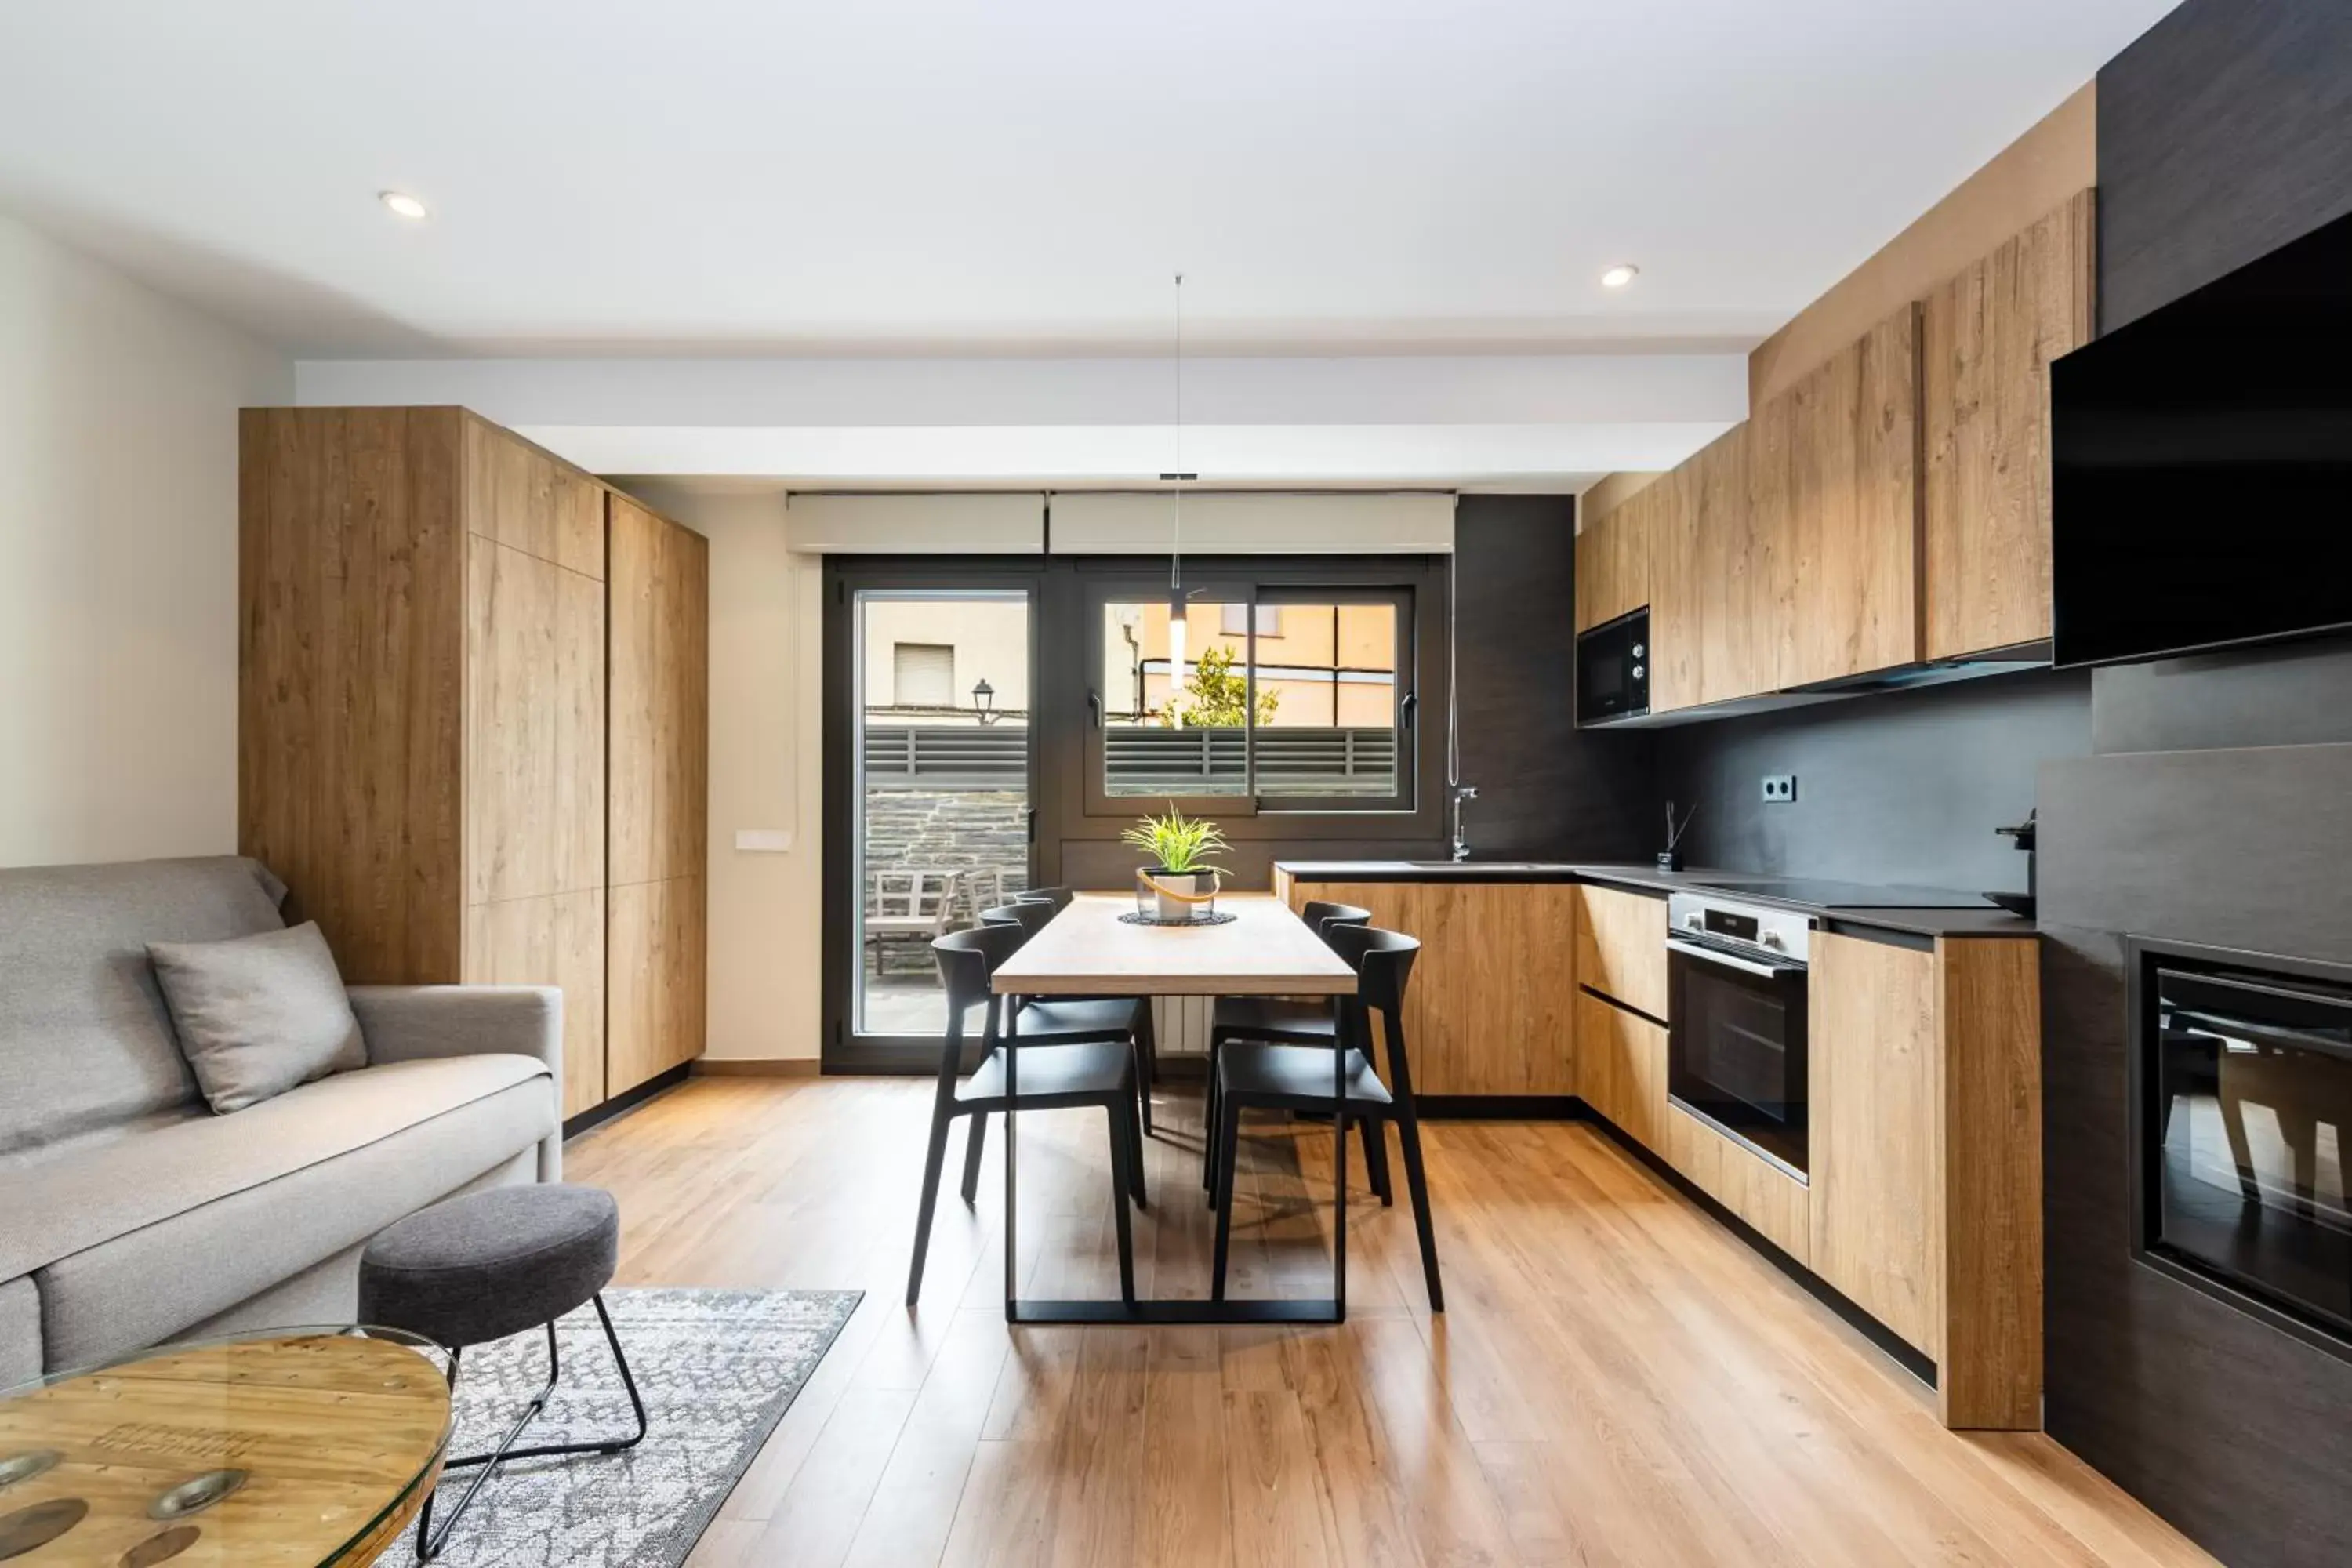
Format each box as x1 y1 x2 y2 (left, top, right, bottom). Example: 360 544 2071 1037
379 191 429 220
1600 263 1640 289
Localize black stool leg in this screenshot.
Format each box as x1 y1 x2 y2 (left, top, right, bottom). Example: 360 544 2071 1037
413 1295 648 1561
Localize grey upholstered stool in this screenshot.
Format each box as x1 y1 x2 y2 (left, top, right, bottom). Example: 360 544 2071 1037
361 1183 648 1561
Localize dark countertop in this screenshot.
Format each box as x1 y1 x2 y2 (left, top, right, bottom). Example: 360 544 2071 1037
1274 858 2038 941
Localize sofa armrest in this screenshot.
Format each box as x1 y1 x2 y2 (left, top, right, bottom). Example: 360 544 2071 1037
348 985 562 1074
347 985 564 1181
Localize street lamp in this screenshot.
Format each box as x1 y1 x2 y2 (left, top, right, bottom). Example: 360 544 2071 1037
971 677 997 725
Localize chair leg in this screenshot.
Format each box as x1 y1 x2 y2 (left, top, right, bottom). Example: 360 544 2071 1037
1210 1101 1243 1301
1108 1105 1138 1306
1361 1115 1393 1206
1393 1101 1444 1312
960 1110 989 1205
906 1107 957 1305
1202 1039 1224 1195
1126 1076 1150 1210
1134 1007 1158 1137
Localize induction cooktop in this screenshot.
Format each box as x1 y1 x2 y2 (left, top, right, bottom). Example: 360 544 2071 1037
1688 877 1994 910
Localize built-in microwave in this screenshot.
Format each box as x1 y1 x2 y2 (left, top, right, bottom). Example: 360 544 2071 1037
1576 607 1650 724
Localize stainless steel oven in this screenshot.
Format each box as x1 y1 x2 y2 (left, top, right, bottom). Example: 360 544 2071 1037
1666 892 1811 1177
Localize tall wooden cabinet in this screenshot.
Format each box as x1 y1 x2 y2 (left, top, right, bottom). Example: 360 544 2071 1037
606 495 710 1098
240 407 707 1120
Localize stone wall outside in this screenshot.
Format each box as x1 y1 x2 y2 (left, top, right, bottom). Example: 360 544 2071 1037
862 786 1029 975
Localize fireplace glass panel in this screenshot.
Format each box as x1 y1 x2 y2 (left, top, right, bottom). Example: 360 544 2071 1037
2147 961 2352 1340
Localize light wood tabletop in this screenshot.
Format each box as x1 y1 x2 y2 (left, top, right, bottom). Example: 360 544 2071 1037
0 1330 450 1566
988 892 1356 997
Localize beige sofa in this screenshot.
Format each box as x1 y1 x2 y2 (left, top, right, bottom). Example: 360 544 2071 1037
0 857 562 1384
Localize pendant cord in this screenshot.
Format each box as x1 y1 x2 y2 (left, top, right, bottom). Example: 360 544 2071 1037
1171 271 1185 594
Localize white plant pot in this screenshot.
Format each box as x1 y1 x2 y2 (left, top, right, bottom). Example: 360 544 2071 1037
1143 869 1211 923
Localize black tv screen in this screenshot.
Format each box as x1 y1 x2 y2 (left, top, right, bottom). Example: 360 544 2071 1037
2050 206 2352 668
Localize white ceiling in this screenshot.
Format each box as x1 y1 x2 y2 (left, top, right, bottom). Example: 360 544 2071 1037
0 0 2174 361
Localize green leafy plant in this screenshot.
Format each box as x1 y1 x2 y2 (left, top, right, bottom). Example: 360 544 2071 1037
1160 644 1279 728
1120 802 1232 874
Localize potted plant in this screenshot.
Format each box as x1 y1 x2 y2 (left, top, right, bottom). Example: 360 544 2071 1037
1122 804 1231 923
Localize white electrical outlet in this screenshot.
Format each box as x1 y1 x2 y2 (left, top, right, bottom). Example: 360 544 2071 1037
1761 775 1797 804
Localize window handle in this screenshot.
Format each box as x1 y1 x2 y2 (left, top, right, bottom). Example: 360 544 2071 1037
1088 690 1103 729
1400 691 1417 730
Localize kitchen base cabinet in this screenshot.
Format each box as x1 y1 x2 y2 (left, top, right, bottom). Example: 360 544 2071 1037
1272 876 1577 1098
1662 1105 1812 1266
1809 929 2042 1430
1573 884 1669 1022
1576 990 1667 1148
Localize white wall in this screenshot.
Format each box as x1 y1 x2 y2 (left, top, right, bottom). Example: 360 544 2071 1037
0 209 292 869
620 481 824 1062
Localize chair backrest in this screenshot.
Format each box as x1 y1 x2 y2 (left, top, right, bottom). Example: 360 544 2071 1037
959 868 1007 921
1301 901 1374 950
1323 924 1419 1014
931 923 1026 1013
874 869 959 920
1015 885 1076 911
978 901 1056 941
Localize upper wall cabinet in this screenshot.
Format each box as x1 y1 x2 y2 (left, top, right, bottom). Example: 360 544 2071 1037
1650 423 1760 711
1923 191 2096 661
1767 303 1924 691
1573 494 1651 633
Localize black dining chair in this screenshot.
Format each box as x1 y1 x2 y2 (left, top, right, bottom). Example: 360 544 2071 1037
1203 901 1374 1186
906 924 1141 1307
1207 924 1443 1312
969 902 1162 1171
981 901 1162 1135
1013 885 1077 911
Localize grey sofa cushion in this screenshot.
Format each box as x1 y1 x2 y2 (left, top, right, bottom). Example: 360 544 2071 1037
0 1276 39 1392
361 1184 619 1348
0 1054 551 1287
32 1064 557 1370
147 921 366 1112
0 856 287 1156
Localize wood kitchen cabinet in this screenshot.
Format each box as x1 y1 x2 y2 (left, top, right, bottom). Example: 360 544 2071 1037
1923 190 2096 660
1577 989 1666 1148
1573 883 1669 1021
1809 929 2043 1429
1766 305 1925 690
1272 875 1578 1098
1573 497 1651 633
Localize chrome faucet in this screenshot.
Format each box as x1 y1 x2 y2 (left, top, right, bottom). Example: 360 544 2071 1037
1450 785 1479 862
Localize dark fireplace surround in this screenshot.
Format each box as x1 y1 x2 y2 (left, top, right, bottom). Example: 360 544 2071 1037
2042 742 2352 1568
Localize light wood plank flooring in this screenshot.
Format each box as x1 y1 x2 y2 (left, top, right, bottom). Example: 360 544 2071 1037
565 1076 2213 1568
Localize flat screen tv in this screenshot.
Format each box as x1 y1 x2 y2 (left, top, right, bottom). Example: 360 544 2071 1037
2050 205 2352 668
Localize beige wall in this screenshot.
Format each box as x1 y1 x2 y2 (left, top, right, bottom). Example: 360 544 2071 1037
860 597 1030 718
0 208 292 869
621 482 824 1062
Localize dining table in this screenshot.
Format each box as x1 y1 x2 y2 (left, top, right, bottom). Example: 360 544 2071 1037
988 891 1359 1325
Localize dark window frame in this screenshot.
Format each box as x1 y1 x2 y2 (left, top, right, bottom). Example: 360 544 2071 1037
822 552 1448 1073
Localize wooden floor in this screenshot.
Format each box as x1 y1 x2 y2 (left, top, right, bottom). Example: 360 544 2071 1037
567 1075 2214 1568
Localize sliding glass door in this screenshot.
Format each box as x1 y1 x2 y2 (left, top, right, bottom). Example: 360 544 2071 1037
832 579 1035 1065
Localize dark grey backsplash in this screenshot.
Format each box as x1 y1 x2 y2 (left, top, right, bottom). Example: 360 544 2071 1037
1453 495 1655 861
1656 669 2091 894
2092 631 2352 753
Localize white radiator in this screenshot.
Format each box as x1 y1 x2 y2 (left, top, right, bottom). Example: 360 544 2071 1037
1151 995 1214 1059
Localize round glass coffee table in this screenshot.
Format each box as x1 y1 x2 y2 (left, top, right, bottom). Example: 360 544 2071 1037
0 1326 451 1566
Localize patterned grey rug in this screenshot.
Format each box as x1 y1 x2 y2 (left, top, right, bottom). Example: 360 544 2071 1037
368 1287 861 1568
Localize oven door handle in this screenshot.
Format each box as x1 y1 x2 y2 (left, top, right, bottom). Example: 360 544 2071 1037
1665 935 1806 980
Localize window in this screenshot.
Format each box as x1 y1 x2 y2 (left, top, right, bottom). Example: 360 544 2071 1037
1092 585 1414 812
891 642 955 709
